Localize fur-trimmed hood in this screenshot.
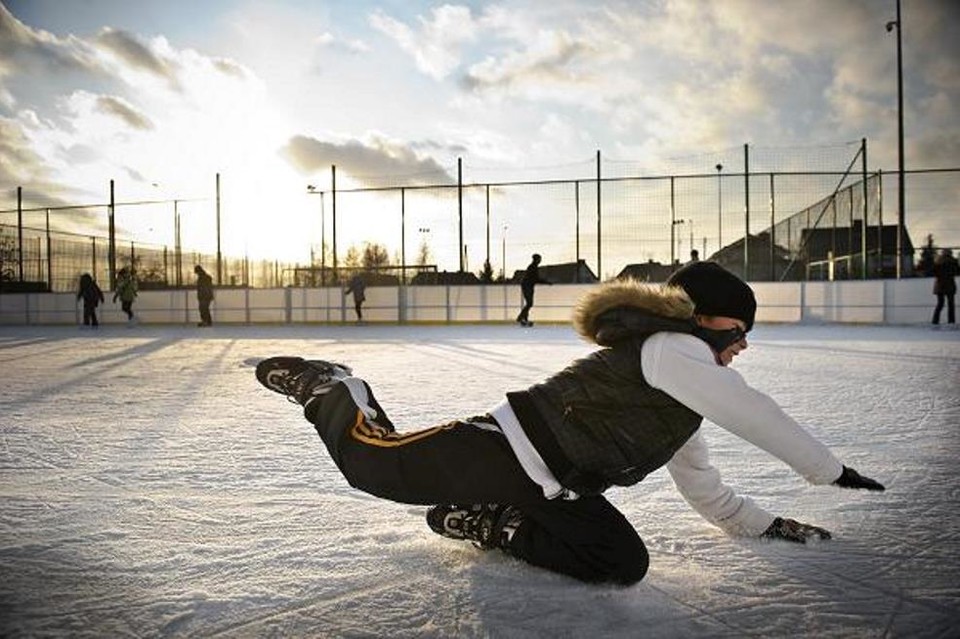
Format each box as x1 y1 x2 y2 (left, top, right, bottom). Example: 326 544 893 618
573 279 695 346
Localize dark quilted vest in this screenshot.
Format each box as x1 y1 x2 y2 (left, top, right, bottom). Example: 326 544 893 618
507 335 702 495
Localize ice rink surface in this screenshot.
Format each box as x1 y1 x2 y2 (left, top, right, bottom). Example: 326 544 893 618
1 322 958 638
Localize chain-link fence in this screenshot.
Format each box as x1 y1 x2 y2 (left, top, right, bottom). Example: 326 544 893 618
3 144 958 293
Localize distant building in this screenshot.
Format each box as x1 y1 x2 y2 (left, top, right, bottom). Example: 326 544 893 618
510 259 598 284
411 270 481 286
797 221 914 280
711 222 915 281
711 233 794 281
616 260 676 283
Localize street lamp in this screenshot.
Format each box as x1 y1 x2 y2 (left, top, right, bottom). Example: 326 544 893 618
501 223 508 281
671 218 685 266
689 219 695 259
715 163 723 253
886 0 905 278
418 227 430 266
307 185 326 284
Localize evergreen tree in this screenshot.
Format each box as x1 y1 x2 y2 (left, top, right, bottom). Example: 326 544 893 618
480 259 494 283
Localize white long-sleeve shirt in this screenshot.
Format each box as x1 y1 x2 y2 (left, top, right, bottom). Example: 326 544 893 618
491 332 843 537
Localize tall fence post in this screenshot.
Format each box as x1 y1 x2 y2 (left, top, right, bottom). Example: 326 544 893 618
485 184 490 273
331 164 338 282
670 176 677 266
769 173 775 281
108 179 116 290
596 150 602 280
743 144 750 279
216 172 222 286
458 157 464 272
861 138 868 279
17 186 23 282
45 208 52 291
575 181 581 282
877 169 884 275
400 187 407 288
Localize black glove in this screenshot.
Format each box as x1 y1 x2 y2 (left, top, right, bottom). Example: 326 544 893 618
761 517 832 543
833 465 885 491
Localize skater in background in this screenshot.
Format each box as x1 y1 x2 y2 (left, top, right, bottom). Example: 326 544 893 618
931 248 958 328
194 265 214 327
77 272 104 328
688 249 700 263
516 253 552 327
344 273 366 323
256 261 886 586
113 267 138 324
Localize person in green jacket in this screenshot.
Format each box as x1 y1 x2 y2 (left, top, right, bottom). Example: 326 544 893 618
113 267 139 324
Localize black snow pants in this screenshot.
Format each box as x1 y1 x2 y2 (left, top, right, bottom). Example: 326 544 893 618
305 377 649 585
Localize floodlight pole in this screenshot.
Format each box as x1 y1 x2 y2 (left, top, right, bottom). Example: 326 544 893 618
716 164 723 253
887 0 906 278
216 173 222 285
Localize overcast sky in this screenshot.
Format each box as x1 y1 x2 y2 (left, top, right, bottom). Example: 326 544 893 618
1 0 958 260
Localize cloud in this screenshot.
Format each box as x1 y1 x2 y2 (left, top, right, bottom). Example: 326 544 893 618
0 116 48 187
314 31 369 55
95 95 154 130
280 134 455 186
95 27 181 89
0 2 102 81
212 57 249 78
370 5 477 80
461 31 602 93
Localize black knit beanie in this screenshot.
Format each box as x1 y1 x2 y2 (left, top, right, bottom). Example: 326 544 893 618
666 261 756 331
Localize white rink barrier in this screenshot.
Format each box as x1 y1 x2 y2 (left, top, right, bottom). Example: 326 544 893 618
0 279 941 326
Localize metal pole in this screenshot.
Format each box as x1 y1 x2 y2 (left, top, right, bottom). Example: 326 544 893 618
596 150 601 280
743 144 750 279
670 177 676 266
716 164 723 253
320 191 326 284
331 164 338 279
458 157 464 272
877 169 884 275
861 138 868 278
401 188 406 285
45 208 52 290
485 184 490 272
895 0 906 279
575 181 581 282
175 200 181 287
502 225 507 281
216 173 222 285
769 173 775 281
17 186 23 282
109 179 116 290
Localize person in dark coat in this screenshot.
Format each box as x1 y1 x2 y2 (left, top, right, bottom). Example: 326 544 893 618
516 253 552 327
254 261 885 586
931 248 958 327
194 265 214 327
77 272 104 327
344 273 366 322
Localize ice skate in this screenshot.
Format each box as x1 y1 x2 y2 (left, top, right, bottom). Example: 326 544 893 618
255 357 353 406
426 503 521 549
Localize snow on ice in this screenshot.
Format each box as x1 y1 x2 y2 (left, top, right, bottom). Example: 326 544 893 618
1 323 958 637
